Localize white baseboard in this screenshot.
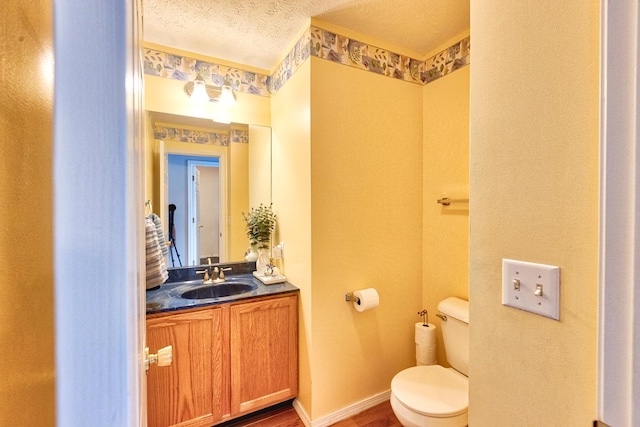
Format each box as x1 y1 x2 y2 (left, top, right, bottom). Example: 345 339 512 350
292 390 391 427
292 399 311 427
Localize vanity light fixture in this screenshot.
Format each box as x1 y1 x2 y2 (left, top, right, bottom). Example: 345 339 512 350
217 84 236 107
188 75 210 104
184 76 238 107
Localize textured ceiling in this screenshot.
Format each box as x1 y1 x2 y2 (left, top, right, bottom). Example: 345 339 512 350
143 0 469 71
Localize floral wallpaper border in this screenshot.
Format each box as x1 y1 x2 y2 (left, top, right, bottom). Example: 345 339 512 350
153 126 249 145
309 28 469 85
143 27 469 96
144 51 271 97
423 37 470 83
269 28 312 93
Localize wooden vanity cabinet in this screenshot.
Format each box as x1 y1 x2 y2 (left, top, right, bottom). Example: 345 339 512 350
146 293 298 427
146 307 229 427
230 295 298 415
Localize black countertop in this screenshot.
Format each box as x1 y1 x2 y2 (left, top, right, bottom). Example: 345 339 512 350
146 263 298 315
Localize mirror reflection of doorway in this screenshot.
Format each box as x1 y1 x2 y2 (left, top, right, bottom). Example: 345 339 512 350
168 154 222 266
189 161 220 265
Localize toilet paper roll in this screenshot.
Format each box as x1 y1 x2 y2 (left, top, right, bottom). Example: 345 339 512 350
415 322 437 365
416 345 437 366
353 288 380 312
415 322 437 345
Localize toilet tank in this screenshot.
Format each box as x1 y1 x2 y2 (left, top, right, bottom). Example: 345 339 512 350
438 297 469 376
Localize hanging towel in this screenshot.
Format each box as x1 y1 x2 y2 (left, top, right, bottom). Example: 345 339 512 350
147 213 168 257
146 217 168 289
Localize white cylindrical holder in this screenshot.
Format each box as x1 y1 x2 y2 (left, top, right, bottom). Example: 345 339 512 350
352 288 380 312
415 322 437 365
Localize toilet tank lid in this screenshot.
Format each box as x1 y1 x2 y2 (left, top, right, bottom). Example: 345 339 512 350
437 297 469 323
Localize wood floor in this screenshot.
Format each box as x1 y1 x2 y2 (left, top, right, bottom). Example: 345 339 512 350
217 400 401 427
328 401 401 427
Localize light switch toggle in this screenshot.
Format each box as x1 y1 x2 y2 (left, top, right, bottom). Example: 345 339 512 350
502 259 560 320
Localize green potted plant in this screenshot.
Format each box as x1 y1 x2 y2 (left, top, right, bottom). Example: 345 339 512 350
242 204 276 273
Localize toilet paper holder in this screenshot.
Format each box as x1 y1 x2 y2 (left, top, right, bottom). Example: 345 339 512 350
345 292 360 304
418 309 429 326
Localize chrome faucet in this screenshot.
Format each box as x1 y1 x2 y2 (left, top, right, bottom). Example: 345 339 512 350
196 259 232 284
196 258 215 284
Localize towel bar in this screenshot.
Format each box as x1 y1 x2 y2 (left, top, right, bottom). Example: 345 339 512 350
437 197 469 206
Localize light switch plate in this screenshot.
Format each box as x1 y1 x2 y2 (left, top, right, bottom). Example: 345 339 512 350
272 242 284 259
502 259 560 320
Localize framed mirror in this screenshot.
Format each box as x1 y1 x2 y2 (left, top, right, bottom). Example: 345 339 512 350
148 112 271 266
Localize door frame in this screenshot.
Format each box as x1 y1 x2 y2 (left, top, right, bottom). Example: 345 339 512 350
159 141 228 266
188 162 202 266
54 0 145 425
187 159 224 265
598 0 640 425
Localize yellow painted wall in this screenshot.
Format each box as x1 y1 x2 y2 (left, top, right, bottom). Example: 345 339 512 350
144 74 271 127
270 39 466 421
422 65 470 366
309 57 423 418
0 0 56 425
229 140 250 260
144 111 155 202
469 0 600 424
248 125 272 208
270 60 313 414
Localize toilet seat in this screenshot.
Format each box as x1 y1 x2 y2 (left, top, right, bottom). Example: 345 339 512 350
391 365 468 418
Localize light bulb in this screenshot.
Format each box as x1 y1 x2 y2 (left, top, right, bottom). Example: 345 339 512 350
190 78 210 104
218 85 237 107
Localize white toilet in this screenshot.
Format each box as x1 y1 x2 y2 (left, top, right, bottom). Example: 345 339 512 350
390 297 469 427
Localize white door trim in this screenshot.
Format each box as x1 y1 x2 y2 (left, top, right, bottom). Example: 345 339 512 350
187 162 200 265
160 144 228 265
598 0 640 425
54 0 144 425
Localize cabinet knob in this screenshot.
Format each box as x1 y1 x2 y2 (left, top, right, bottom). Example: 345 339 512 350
145 345 173 372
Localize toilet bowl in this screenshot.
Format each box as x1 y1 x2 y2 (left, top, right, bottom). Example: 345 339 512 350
390 297 469 427
390 365 468 427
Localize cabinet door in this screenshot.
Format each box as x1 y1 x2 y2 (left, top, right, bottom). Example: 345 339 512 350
147 308 227 427
230 295 298 415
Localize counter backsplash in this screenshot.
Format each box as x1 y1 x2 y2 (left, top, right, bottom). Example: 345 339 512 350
166 261 256 283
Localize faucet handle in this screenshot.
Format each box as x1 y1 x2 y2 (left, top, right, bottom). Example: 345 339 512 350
218 267 231 281
196 270 210 282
